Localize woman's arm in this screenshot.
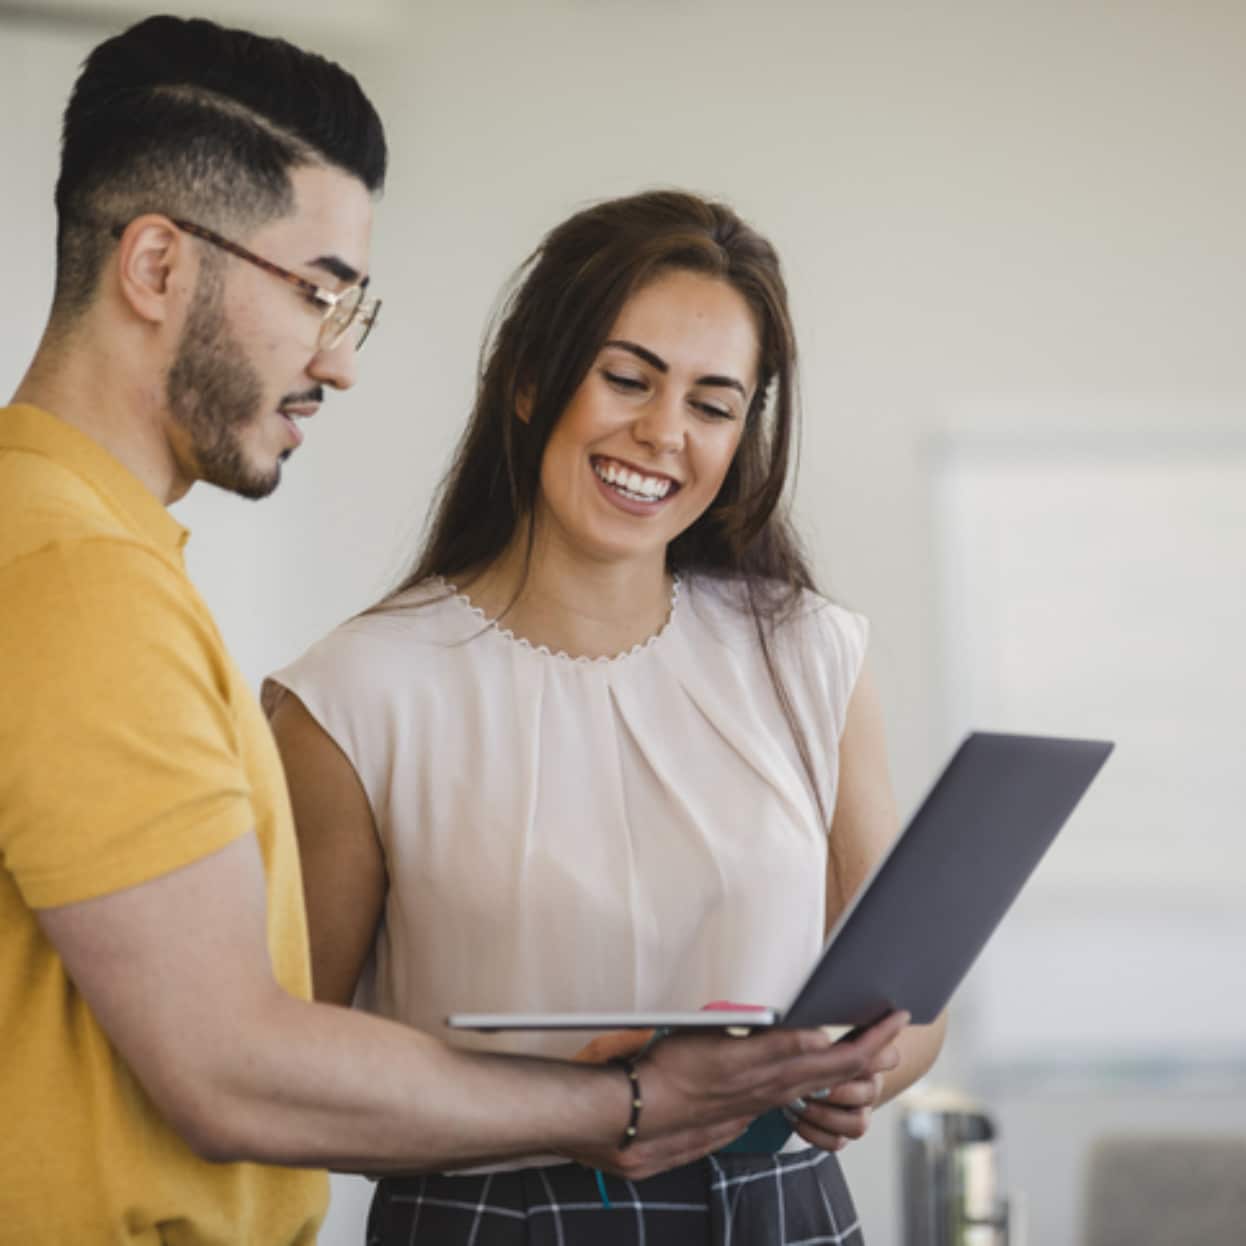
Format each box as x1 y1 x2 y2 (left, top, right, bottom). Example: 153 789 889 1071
791 658 947 1151
266 686 386 1006
827 660 947 1100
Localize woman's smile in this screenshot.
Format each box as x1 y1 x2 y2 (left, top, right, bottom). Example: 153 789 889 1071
535 268 759 566
590 455 680 506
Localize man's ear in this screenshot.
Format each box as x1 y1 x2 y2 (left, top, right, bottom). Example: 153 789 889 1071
112 215 193 326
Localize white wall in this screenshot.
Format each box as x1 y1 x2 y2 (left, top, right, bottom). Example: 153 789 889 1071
4 3 1245 1243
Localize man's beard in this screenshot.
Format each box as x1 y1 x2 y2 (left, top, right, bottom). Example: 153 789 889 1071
166 265 281 501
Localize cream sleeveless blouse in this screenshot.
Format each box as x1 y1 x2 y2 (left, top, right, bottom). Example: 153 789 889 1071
271 576 867 1071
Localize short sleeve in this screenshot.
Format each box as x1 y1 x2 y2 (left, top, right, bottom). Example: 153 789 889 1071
264 618 393 821
0 540 254 908
754 590 870 828
808 598 870 739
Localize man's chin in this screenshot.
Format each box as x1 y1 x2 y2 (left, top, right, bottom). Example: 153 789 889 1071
203 458 282 501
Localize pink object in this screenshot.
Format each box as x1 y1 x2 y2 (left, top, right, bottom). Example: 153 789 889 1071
702 1000 768 1012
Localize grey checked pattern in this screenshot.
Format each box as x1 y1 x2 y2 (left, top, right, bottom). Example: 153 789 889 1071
367 1147 866 1245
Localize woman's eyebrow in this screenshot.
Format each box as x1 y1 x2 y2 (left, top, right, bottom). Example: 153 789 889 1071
603 339 747 396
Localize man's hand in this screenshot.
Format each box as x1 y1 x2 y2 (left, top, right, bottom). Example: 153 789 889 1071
567 1010 909 1179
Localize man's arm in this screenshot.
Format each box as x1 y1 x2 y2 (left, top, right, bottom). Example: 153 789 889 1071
38 835 908 1178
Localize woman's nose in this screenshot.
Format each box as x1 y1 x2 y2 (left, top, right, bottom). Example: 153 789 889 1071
631 392 685 454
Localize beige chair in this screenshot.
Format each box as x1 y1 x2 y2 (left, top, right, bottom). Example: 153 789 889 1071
1081 1135 1246 1246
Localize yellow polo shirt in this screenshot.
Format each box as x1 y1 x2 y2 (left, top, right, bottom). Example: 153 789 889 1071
0 404 327 1244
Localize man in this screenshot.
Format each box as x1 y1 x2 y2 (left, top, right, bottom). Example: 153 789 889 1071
0 16 906 1244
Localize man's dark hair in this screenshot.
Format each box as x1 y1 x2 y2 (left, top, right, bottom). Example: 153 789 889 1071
53 14 387 320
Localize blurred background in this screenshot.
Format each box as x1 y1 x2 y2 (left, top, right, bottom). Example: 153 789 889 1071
3 1 1243 1241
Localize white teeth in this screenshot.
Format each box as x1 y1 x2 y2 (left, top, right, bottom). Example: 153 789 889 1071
593 460 672 501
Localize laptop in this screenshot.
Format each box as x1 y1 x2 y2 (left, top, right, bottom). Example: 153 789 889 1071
447 731 1113 1035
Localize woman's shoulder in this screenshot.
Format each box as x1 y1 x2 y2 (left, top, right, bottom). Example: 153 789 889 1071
270 578 474 692
681 573 868 651
675 572 870 746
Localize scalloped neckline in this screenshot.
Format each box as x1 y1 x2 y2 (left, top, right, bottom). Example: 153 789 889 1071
436 575 681 666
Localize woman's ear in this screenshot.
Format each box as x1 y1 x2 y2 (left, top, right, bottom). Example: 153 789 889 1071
515 384 534 424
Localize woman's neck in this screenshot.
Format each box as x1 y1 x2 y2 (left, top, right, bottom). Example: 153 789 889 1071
460 533 675 661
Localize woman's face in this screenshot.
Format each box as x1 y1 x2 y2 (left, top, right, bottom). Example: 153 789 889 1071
533 268 760 570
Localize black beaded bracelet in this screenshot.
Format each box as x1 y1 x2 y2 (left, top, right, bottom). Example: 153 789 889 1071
610 1056 643 1150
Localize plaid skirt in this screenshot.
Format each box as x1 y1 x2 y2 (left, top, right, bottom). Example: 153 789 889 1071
365 1148 865 1245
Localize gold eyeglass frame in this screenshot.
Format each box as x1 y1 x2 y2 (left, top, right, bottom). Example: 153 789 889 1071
109 217 380 351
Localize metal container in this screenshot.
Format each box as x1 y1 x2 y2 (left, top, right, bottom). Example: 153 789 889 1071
900 1092 1013 1246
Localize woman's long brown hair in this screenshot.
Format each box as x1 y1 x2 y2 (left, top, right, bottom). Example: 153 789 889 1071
381 190 849 890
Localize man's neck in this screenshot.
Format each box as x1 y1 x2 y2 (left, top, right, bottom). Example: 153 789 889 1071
12 325 189 505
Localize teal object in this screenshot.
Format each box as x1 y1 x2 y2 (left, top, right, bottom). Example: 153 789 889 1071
593 1168 612 1208
719 1107 794 1154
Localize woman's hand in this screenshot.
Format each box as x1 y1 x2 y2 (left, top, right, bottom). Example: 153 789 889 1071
785 1059 895 1153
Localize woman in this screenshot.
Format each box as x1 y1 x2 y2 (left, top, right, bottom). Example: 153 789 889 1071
266 190 945 1243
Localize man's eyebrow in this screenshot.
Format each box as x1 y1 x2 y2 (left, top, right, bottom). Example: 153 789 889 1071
308 254 362 284
603 339 747 397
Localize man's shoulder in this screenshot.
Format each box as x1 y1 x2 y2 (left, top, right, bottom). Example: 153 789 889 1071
0 509 208 689
0 444 132 568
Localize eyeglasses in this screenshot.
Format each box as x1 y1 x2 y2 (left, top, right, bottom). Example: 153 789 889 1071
110 218 381 351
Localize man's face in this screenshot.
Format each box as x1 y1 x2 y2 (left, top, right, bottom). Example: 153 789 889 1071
165 164 375 499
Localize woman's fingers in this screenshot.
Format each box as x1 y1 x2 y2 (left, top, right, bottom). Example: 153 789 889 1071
795 1098 873 1135
790 1106 871 1151
573 1028 656 1064
807 1071 885 1110
787 1069 887 1152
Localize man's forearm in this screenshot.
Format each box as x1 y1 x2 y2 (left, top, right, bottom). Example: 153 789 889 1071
179 992 914 1179
40 836 913 1182
194 992 626 1173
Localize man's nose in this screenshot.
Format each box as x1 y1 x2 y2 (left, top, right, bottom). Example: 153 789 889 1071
309 333 359 391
